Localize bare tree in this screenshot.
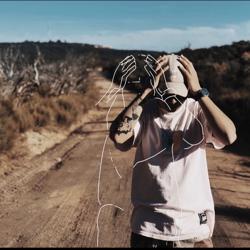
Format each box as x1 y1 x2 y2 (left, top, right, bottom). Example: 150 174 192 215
33 45 45 86
0 45 20 80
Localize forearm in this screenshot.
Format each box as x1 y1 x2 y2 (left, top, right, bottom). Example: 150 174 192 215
199 96 237 145
177 54 237 145
122 88 151 121
113 88 152 144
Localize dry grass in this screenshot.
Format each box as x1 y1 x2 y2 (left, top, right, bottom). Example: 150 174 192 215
0 84 98 153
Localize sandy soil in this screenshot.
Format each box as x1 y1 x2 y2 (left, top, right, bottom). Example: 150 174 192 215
0 73 249 247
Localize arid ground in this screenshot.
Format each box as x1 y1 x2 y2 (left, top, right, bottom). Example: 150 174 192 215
0 73 249 247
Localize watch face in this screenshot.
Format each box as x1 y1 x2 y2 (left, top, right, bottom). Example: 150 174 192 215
201 88 209 96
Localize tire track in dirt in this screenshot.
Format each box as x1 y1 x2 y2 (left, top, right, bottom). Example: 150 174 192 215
0 74 134 247
0 73 249 247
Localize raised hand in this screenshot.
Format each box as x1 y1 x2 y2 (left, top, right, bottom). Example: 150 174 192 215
96 55 136 107
103 55 136 106
144 54 169 92
177 54 201 94
119 55 137 89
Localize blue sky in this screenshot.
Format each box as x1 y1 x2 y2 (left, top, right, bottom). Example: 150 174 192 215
0 1 250 52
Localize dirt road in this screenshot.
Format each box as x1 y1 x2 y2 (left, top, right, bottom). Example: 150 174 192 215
0 74 249 247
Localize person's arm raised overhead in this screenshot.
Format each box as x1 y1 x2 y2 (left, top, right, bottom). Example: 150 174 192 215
110 55 169 149
178 54 237 146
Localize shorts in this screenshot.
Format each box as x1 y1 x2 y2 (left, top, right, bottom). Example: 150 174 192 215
130 232 213 248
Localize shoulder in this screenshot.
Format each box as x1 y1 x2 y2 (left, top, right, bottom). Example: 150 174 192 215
185 98 201 116
141 98 160 115
185 97 196 107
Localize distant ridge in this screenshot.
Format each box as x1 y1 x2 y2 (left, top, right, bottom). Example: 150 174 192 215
0 40 249 155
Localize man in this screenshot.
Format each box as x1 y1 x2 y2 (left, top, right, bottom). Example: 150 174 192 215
109 54 237 248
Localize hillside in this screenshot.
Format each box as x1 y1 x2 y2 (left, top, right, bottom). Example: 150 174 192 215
0 40 250 155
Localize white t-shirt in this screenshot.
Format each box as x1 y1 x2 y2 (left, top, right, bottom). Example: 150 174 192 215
131 97 225 241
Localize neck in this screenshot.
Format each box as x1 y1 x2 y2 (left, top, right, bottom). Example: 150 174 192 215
157 96 185 114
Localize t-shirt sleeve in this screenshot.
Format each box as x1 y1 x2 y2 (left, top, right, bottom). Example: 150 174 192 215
132 99 158 147
132 100 152 147
132 115 143 147
197 102 225 150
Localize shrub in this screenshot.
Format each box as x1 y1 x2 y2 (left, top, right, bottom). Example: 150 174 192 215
0 83 99 154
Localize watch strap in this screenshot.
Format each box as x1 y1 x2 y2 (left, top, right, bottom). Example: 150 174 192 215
193 88 209 101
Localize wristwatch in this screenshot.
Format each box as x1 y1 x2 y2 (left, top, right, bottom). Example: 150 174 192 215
193 88 209 101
